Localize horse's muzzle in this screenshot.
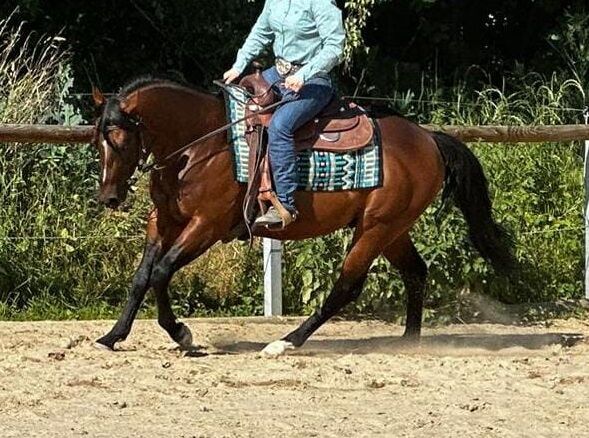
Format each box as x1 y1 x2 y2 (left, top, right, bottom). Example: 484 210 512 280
104 196 121 209
99 185 123 209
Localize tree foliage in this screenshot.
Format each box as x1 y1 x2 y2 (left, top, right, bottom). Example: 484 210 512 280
0 0 586 96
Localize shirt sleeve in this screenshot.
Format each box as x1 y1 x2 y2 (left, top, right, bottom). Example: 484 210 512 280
232 1 275 74
293 0 346 82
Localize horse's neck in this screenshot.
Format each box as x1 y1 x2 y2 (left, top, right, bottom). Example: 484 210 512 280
133 85 227 162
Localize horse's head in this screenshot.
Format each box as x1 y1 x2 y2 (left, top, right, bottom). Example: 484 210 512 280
92 87 145 209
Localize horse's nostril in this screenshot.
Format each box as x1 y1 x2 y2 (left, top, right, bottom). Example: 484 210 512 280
105 197 120 209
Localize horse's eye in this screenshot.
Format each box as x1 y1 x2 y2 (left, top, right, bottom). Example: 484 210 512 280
108 128 127 148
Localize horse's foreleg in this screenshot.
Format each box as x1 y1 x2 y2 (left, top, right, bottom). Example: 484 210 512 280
96 213 161 350
149 219 218 349
382 233 428 340
149 246 194 349
263 225 391 356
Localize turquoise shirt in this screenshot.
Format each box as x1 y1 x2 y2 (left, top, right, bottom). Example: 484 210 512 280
232 0 346 82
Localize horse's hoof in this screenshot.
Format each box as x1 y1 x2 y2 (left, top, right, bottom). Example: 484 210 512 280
176 324 194 350
94 339 116 352
261 340 295 357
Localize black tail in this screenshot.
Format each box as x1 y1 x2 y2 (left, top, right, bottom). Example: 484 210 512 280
433 132 515 274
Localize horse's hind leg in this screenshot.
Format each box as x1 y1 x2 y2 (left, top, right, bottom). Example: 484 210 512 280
382 233 428 339
263 225 392 356
264 272 368 355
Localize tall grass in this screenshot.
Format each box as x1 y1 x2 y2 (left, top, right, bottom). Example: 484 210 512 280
0 12 145 318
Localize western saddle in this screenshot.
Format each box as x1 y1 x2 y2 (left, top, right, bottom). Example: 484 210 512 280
238 66 374 228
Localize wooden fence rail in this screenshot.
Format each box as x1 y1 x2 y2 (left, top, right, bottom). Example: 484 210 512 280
0 125 94 144
1 123 589 144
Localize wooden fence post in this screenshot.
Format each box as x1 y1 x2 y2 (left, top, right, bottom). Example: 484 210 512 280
584 108 589 300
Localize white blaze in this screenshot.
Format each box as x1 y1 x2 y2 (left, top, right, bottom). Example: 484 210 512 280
102 140 109 184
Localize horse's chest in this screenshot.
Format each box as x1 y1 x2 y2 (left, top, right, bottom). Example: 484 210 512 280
151 176 189 223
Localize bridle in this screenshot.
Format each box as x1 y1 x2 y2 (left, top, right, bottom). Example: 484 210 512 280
97 112 151 189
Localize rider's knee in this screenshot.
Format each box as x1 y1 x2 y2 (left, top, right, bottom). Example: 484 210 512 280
268 115 294 140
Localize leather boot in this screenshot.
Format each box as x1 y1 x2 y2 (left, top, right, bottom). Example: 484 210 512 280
254 206 297 229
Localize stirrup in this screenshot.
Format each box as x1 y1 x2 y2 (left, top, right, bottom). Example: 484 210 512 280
255 193 297 229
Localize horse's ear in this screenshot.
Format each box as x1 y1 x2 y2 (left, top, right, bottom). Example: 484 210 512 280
92 86 106 107
120 93 139 113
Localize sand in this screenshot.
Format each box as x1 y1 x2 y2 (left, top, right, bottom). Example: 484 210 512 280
0 317 588 437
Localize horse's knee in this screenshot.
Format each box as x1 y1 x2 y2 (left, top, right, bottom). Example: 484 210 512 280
131 243 159 288
150 262 172 290
150 246 183 289
132 265 153 291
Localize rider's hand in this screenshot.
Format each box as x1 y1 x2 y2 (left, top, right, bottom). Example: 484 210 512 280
285 75 304 93
223 68 241 84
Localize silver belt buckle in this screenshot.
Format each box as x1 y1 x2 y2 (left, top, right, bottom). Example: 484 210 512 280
276 58 293 76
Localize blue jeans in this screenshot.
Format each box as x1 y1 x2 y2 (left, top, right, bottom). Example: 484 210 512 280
262 67 334 212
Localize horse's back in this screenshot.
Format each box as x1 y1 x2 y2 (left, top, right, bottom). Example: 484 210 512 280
378 116 442 167
353 116 445 226
378 115 444 192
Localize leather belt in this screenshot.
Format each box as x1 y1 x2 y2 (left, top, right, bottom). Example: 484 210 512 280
275 57 303 77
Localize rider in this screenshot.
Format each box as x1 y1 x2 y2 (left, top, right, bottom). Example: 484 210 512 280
224 0 346 228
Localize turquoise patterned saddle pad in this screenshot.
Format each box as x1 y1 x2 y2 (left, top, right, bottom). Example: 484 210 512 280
223 87 382 192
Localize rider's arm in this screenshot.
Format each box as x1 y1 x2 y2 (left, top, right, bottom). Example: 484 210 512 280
232 1 275 74
292 0 345 82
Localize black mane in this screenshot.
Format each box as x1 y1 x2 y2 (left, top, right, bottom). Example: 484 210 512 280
118 75 182 98
117 74 209 98
98 75 197 143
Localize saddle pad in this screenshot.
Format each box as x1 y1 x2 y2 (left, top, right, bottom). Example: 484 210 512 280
223 87 382 192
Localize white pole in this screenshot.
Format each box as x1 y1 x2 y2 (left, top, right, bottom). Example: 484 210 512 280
263 238 283 316
584 108 589 300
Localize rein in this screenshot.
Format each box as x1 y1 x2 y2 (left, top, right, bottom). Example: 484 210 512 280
137 81 293 174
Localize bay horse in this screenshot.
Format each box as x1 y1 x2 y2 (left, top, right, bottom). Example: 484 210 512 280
92 77 513 356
